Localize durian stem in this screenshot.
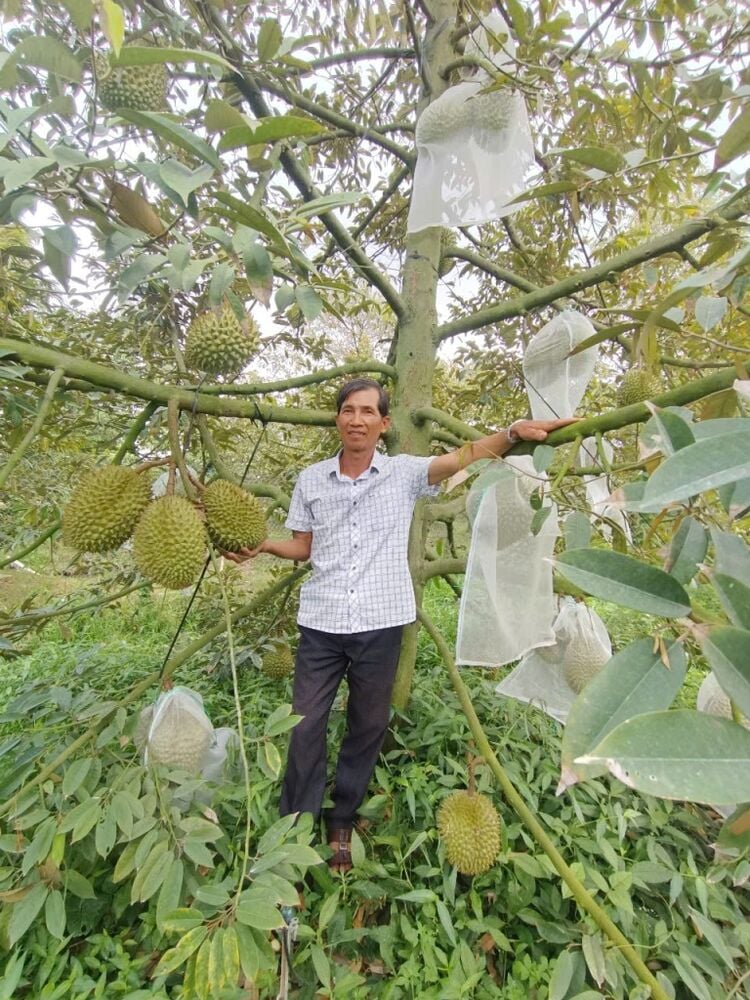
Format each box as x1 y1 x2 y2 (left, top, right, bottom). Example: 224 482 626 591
132 457 171 475
112 401 159 464
0 367 65 490
417 608 671 1000
0 519 61 569
209 550 254 909
167 397 198 502
195 415 237 484
0 566 308 818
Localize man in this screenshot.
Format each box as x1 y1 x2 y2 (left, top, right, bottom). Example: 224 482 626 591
227 378 572 872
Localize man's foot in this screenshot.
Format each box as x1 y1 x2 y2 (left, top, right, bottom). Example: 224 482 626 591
327 826 352 874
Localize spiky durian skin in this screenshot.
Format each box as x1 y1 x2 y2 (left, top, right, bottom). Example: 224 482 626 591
437 790 501 875
203 480 267 551
146 703 211 772
438 228 458 278
184 305 259 376
62 465 152 553
562 635 610 694
99 60 168 113
616 368 659 407
261 642 294 680
133 496 206 589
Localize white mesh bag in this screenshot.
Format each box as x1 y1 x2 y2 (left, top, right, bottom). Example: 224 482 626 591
456 463 558 666
579 437 632 543
407 13 534 232
697 672 750 728
495 598 611 722
522 311 598 421
143 686 214 772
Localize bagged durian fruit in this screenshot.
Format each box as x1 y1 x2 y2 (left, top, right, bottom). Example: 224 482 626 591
407 12 534 231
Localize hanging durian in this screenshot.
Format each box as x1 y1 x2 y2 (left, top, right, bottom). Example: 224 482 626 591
437 789 501 875
562 632 610 694
261 640 295 680
438 228 458 278
97 50 168 113
133 495 207 589
203 479 267 551
62 465 152 553
616 367 660 407
184 304 260 376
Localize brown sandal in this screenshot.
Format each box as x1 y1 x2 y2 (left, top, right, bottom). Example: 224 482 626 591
327 826 353 873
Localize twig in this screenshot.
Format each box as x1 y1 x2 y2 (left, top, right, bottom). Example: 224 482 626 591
0 368 65 490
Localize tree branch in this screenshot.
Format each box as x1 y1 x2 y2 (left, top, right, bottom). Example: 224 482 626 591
436 191 750 341
0 367 65 490
308 47 415 68
187 359 396 395
422 556 467 579
0 520 61 570
1 338 336 427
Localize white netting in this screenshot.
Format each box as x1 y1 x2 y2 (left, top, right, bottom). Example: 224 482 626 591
522 310 599 420
697 672 750 728
734 379 750 402
406 13 533 232
495 598 611 722
579 437 632 543
456 464 558 666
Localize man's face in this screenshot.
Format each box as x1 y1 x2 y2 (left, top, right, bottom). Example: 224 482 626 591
335 388 391 453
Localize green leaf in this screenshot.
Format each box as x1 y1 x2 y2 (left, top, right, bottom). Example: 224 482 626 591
7 883 48 947
222 925 240 991
560 639 686 790
645 407 695 456
665 516 707 584
131 839 171 903
117 110 220 169
61 757 92 797
212 192 289 253
581 934 606 987
41 224 77 291
182 837 215 868
510 180 579 204
94 811 117 858
44 888 66 939
117 252 166 303
700 627 750 717
578 709 750 804
555 549 691 617
158 160 214 207
217 116 325 151
208 262 235 306
21 817 57 875
234 923 260 982
0 156 55 193
548 949 579 1000
716 104 750 167
695 294 728 331
317 888 339 933
558 146 625 174
243 240 273 306
717 802 750 850
178 816 223 842
62 0 94 32
113 45 233 73
152 924 209 978
532 444 555 473
12 37 82 83
626 430 750 512
672 954 712 1000
294 190 366 219
264 703 293 737
59 797 100 840
563 511 592 551
235 899 284 930
310 942 331 988
159 906 204 935
204 99 246 133
257 814 298 855
713 574 750 631
396 889 437 903
688 907 735 970
100 0 125 56
295 284 323 321
155 858 184 932
257 19 283 61
62 869 95 899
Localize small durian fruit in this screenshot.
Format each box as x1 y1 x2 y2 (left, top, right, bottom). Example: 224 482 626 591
261 640 295 680
438 228 458 278
616 367 660 407
203 479 267 552
184 304 260 376
437 789 501 876
562 633 610 694
134 704 154 753
62 465 152 553
133 495 207 589
98 52 168 113
146 701 211 773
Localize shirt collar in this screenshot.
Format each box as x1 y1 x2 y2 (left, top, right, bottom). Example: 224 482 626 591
326 449 387 480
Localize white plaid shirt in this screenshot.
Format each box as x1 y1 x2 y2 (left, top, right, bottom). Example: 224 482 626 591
285 451 439 633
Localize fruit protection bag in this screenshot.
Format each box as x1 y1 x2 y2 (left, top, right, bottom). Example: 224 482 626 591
143 686 214 771
495 597 611 723
522 311 599 421
579 437 632 543
456 463 558 667
406 12 533 232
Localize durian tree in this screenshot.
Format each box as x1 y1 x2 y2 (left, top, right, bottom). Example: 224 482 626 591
2 0 750 995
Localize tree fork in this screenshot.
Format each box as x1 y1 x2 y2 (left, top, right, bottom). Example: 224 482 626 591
418 608 671 1000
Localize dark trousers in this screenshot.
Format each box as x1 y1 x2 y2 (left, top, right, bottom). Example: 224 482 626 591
279 624 404 828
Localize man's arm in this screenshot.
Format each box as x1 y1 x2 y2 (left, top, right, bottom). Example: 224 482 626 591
427 418 578 486
224 530 312 564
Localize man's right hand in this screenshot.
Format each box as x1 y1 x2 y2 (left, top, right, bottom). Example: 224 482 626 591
223 541 267 564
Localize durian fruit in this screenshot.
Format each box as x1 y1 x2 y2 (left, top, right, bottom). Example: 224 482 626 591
133 495 207 589
203 479 267 551
62 465 152 553
562 632 610 694
97 53 168 113
184 304 260 376
146 699 212 772
616 367 660 407
417 89 517 145
261 640 295 680
134 705 154 752
437 789 501 875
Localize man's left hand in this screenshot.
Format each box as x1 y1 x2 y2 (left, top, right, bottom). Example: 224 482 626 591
510 416 579 442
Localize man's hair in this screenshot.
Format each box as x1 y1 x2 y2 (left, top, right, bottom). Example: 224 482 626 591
336 378 390 417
